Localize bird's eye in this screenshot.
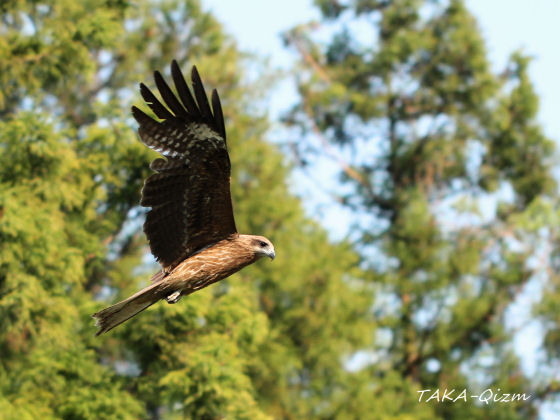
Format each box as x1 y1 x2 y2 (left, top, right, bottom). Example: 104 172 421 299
259 241 267 247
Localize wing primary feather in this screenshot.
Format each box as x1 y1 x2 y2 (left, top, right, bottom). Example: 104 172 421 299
140 83 174 120
131 105 151 124
171 60 200 116
211 89 226 141
154 71 189 118
191 66 213 120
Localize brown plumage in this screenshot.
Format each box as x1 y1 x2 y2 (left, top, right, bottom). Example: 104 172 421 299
93 61 275 336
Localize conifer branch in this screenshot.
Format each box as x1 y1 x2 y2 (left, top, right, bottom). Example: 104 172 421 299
285 26 332 84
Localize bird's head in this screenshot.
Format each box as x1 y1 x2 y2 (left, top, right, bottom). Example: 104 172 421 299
239 234 275 260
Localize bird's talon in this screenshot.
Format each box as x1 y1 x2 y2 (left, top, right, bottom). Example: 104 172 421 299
166 291 182 304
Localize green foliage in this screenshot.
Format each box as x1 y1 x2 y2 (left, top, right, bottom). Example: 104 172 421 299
286 0 559 418
1 0 373 418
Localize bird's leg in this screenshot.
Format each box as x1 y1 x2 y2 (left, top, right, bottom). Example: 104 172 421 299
166 291 182 304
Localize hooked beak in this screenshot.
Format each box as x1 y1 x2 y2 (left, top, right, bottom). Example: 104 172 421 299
268 250 276 260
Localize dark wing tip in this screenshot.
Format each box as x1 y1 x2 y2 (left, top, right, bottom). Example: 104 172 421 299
131 105 150 123
190 65 213 120
171 60 200 116
191 65 199 78
154 69 188 118
211 88 226 140
139 82 149 100
139 82 174 120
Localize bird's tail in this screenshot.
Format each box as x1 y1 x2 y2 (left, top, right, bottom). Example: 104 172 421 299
93 281 172 336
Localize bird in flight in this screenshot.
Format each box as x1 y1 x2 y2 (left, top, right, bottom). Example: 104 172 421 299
93 60 275 335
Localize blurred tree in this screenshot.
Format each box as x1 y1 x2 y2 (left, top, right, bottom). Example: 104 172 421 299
0 0 373 419
284 0 560 418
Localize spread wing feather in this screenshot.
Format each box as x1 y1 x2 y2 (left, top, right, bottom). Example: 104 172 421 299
132 60 236 270
171 60 200 117
212 90 226 140
191 66 214 120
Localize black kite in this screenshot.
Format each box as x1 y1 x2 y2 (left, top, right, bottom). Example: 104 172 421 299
93 61 275 335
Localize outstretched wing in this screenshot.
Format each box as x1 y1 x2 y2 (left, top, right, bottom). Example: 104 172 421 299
132 60 236 270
